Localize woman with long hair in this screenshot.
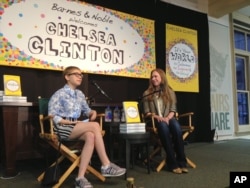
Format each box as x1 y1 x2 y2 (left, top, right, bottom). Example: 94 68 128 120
142 68 188 174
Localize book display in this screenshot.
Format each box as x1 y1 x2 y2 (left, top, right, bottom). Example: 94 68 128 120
0 95 27 102
119 123 146 133
120 101 145 133
1 75 27 102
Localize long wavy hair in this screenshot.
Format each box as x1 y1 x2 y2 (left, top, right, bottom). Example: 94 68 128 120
145 68 173 104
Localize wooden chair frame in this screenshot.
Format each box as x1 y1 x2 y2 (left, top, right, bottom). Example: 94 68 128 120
144 112 196 172
36 97 105 188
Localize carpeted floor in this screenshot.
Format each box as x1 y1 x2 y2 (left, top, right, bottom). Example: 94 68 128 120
1 138 250 188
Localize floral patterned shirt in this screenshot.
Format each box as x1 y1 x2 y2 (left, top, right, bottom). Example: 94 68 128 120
48 84 91 125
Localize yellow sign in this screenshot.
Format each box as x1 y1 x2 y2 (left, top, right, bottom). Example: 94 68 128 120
166 24 199 92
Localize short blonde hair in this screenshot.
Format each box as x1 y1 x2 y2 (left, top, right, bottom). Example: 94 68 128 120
62 66 81 82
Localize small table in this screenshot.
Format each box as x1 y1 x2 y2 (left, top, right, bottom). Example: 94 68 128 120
116 132 150 178
103 122 119 158
0 102 38 178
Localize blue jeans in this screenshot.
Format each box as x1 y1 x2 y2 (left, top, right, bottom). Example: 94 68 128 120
156 118 187 170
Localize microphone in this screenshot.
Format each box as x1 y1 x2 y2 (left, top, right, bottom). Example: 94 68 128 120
91 81 112 101
138 88 162 101
137 87 162 120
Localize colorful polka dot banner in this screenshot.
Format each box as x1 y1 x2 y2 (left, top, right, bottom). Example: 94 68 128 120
0 0 156 78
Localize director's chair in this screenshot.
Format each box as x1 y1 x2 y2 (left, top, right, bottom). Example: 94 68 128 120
144 112 196 172
36 97 105 188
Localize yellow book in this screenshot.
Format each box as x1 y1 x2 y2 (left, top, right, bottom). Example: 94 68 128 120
122 101 141 123
3 75 22 96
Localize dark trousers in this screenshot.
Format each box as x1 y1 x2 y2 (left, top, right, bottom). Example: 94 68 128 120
156 118 187 170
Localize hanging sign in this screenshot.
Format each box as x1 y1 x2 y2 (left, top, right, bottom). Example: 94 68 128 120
0 0 155 78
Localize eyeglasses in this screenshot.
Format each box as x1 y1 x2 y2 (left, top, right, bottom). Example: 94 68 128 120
68 72 84 78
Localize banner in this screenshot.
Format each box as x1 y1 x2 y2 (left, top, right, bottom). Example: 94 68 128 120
0 0 155 78
165 24 199 92
209 18 234 139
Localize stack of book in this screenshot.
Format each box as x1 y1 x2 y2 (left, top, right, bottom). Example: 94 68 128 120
119 123 146 133
0 90 27 102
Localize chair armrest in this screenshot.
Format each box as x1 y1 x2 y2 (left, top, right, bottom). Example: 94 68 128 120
177 112 194 118
97 113 105 118
39 115 54 136
144 112 155 118
42 115 54 121
96 113 105 136
177 112 194 129
143 113 158 133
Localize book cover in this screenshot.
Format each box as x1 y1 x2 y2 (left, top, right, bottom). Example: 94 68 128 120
3 75 22 96
122 101 141 123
